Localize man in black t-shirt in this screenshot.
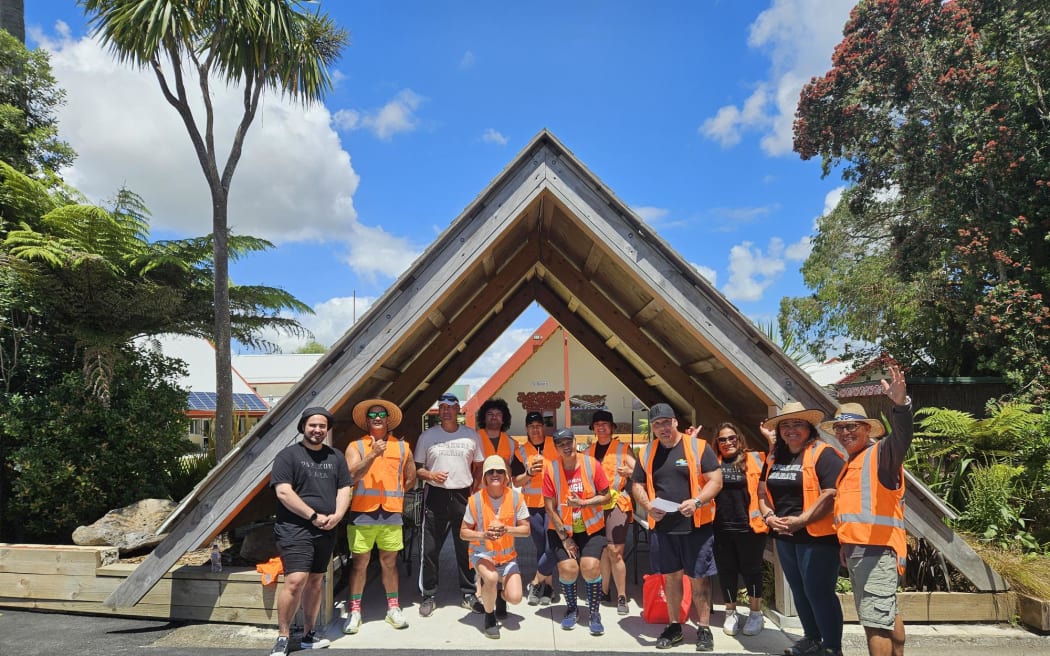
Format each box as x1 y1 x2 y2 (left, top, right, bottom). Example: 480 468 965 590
632 403 722 652
268 406 352 656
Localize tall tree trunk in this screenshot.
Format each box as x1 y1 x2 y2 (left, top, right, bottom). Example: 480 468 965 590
212 197 233 460
0 0 25 44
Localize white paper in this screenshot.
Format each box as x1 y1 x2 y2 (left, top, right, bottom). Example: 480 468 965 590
651 497 682 513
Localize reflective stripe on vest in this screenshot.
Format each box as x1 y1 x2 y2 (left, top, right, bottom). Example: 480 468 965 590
742 451 769 534
641 436 716 529
768 441 838 537
349 438 406 513
517 440 556 508
588 440 635 514
835 442 907 574
481 430 514 466
468 489 520 565
547 455 605 535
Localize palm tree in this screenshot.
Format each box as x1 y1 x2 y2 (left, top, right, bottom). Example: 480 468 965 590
81 0 348 457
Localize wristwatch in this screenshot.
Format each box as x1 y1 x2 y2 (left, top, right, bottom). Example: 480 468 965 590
309 511 318 522
693 497 703 509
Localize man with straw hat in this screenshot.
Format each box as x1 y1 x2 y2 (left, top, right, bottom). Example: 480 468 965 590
821 363 912 656
343 399 414 634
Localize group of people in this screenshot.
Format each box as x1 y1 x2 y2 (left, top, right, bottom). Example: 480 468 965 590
267 364 912 656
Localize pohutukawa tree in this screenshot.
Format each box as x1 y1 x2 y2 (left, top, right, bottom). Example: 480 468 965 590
81 0 349 456
784 0 1050 401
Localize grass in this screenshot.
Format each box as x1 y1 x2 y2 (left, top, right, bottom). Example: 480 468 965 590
970 543 1050 599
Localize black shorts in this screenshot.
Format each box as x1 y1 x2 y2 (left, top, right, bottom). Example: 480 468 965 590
650 525 717 578
275 526 337 574
548 529 608 562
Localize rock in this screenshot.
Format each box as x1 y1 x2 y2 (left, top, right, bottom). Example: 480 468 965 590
239 522 279 563
72 498 177 553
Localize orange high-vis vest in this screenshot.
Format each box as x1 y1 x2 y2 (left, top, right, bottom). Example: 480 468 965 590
480 430 514 467
467 489 523 565
766 441 837 537
640 435 716 529
546 455 606 535
587 439 634 515
516 439 558 508
349 436 410 514
835 441 907 574
717 450 769 534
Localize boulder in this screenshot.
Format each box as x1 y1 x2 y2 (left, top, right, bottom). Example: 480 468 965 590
72 498 177 553
239 522 279 563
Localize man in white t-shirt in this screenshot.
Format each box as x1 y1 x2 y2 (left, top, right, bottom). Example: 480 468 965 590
415 392 485 617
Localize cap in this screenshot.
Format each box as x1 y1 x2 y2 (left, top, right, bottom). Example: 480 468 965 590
297 406 334 433
482 454 507 473
525 411 544 425
589 409 614 429
649 403 675 421
552 428 576 442
437 392 460 406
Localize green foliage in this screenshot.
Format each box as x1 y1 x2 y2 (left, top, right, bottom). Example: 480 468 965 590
1 346 191 542
958 463 1039 552
785 0 1050 399
296 340 327 354
169 449 217 502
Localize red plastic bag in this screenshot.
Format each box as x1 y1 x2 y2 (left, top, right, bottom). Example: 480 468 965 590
641 573 691 624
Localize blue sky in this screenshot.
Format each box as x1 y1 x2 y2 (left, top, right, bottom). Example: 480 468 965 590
23 1 855 390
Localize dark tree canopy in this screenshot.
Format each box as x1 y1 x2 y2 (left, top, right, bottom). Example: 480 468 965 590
785 0 1050 401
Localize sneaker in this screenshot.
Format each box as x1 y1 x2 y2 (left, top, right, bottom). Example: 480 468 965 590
495 595 508 619
600 590 612 605
386 606 408 629
269 636 289 656
723 609 740 636
342 610 361 634
539 583 553 606
656 623 683 649
617 595 629 616
561 607 578 630
463 592 483 613
527 582 541 606
419 595 436 618
589 613 605 636
484 616 501 639
785 637 823 656
695 625 714 652
820 650 843 656
741 610 764 636
300 630 330 650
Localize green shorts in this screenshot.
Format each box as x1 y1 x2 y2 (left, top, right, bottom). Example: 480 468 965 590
845 545 901 630
347 524 403 554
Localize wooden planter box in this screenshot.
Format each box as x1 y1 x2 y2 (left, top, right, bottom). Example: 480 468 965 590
1017 593 1050 632
837 591 1015 623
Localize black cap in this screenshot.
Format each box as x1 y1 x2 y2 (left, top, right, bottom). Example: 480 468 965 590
525 411 544 425
589 409 614 429
552 428 575 442
438 392 459 406
649 403 675 420
297 406 334 433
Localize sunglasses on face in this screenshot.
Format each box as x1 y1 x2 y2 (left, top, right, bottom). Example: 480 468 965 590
366 411 388 419
716 435 738 444
832 422 863 434
485 469 506 477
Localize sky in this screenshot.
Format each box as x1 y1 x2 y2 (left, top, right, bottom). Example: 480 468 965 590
22 1 855 392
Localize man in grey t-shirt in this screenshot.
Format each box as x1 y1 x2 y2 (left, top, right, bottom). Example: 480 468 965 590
415 392 485 617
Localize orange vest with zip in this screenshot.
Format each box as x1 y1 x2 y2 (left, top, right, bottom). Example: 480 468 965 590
587 439 634 514
640 435 716 529
718 450 769 534
766 441 837 537
349 436 410 513
835 441 907 574
467 489 523 566
546 455 606 535
516 438 558 508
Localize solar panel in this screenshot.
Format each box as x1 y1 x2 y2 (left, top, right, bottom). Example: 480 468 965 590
184 392 268 412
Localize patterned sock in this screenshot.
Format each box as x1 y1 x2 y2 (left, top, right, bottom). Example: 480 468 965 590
386 591 399 609
584 576 603 616
350 594 362 613
560 578 578 611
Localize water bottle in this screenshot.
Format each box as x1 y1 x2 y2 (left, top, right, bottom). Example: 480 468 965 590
210 542 222 573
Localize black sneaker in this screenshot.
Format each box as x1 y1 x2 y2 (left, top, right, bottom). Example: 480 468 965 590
299 630 330 650
656 622 683 649
785 637 823 656
495 595 508 619
695 625 714 652
464 592 484 613
269 636 289 656
419 595 436 618
484 613 500 639
600 590 612 605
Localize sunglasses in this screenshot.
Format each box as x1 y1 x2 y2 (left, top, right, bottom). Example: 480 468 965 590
484 469 506 477
832 422 863 434
716 435 738 444
366 411 389 419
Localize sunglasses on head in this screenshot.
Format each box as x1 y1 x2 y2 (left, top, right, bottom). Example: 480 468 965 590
366 411 388 419
716 434 738 444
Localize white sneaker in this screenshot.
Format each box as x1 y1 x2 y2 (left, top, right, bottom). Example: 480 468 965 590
343 610 362 634
386 606 409 629
723 609 740 636
741 610 764 635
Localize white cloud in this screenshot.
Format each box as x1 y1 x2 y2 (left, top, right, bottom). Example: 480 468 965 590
632 205 670 224
823 185 845 217
256 295 376 353
785 236 812 261
342 222 422 283
723 238 787 302
481 128 508 145
699 0 854 155
334 89 425 141
691 263 718 287
459 51 476 69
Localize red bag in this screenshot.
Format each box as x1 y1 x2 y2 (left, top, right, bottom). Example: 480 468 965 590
641 573 692 624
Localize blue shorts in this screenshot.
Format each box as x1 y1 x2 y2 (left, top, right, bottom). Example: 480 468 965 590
650 525 717 579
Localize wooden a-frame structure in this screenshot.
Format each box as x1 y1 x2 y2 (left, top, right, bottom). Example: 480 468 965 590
107 130 1005 609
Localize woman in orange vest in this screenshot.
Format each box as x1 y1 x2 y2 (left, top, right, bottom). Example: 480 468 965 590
460 455 531 639
543 428 612 636
586 409 635 616
757 402 845 656
822 363 911 656
712 421 768 638
510 411 559 605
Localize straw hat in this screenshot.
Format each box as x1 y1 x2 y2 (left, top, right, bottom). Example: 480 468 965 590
351 398 403 431
819 402 886 438
763 401 825 431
